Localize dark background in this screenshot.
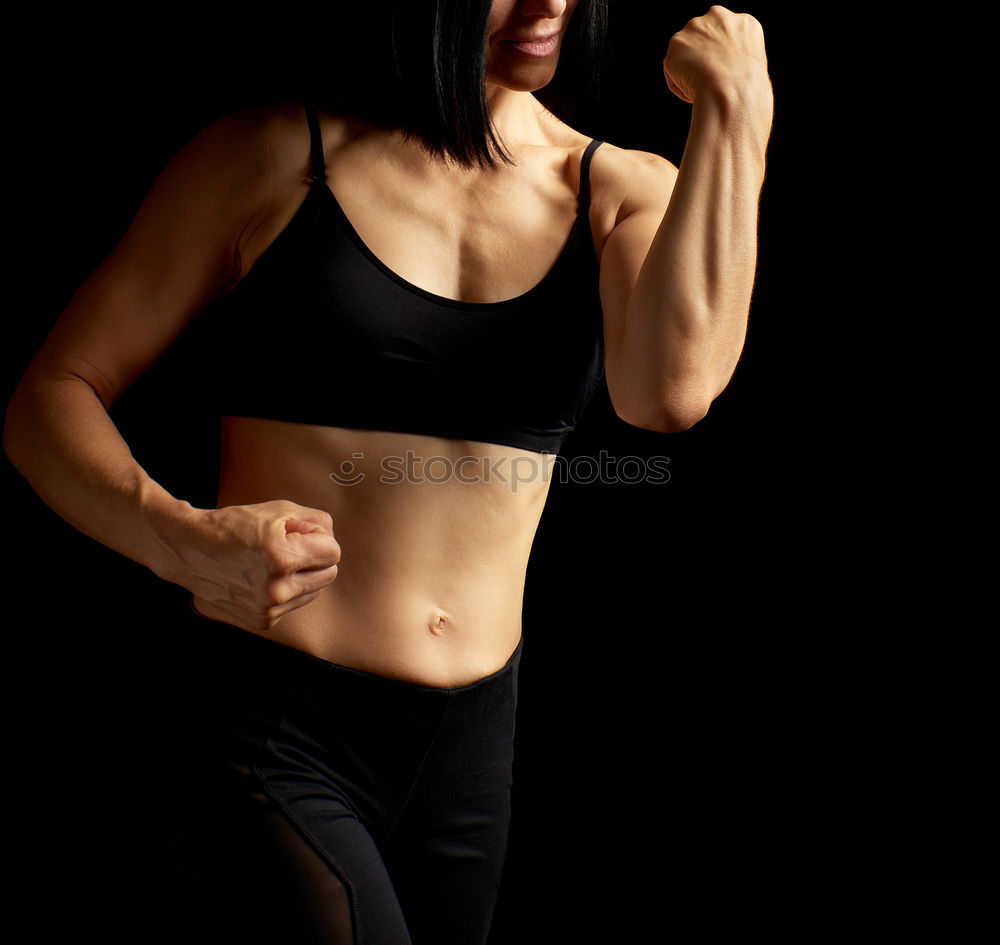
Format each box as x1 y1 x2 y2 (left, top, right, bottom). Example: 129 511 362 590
5 3 858 941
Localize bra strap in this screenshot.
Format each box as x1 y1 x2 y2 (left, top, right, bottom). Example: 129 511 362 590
302 99 327 184
578 139 604 212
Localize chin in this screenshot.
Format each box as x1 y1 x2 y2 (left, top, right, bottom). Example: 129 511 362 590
488 63 560 93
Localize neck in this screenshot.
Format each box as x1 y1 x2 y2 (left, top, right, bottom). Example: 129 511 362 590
484 85 549 148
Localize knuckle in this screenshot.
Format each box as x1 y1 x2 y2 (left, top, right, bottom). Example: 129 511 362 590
262 581 288 608
248 579 283 613
262 543 296 575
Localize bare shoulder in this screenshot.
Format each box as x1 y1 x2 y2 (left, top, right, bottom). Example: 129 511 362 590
573 143 678 258
533 108 677 217
16 100 342 406
126 99 314 246
220 99 366 171
177 100 368 278
589 143 679 223
179 99 314 190
161 98 368 206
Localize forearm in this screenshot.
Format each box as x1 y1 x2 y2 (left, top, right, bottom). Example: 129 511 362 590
622 83 772 420
3 373 197 584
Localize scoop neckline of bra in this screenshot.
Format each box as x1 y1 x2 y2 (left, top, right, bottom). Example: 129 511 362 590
311 179 591 311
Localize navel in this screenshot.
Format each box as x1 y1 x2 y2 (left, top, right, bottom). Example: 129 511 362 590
428 612 452 636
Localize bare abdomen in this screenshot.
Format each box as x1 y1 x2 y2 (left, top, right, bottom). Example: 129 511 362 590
213 416 555 686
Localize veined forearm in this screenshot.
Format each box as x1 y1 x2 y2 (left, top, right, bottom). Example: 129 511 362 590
622 84 772 415
3 375 195 582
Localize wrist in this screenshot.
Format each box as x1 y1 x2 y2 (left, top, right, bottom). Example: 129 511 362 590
693 76 774 124
137 479 204 585
689 80 774 162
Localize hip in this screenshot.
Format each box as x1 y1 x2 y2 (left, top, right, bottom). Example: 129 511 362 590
174 608 522 819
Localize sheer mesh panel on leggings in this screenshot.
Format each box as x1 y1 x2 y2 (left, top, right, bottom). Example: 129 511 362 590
163 762 356 945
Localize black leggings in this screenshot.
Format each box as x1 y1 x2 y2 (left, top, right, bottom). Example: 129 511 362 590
161 610 520 945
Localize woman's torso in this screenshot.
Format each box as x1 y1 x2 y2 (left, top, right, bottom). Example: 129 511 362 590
204 101 617 686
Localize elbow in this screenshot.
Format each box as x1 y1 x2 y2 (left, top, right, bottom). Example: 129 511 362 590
611 392 713 434
606 359 728 434
1 422 13 467
624 405 711 435
3 377 52 473
3 390 32 473
658 400 712 433
607 364 717 433
3 396 22 467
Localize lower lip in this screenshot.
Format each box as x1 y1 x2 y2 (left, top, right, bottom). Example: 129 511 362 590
504 34 559 58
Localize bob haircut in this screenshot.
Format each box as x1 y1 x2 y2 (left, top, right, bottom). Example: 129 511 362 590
312 0 609 169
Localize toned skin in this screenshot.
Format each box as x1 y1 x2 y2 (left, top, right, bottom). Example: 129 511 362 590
3 2 773 686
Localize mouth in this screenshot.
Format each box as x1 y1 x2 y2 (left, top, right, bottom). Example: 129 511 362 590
502 32 560 58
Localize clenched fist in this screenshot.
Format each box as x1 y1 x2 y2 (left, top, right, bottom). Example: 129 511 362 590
664 6 771 105
161 499 342 633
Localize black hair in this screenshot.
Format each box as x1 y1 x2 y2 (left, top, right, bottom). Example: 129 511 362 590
308 1 609 169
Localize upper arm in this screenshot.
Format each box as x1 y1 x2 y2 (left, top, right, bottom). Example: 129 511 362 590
21 106 290 408
596 148 678 360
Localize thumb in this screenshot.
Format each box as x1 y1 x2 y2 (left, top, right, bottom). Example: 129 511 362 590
282 518 341 569
665 72 693 104
284 509 334 536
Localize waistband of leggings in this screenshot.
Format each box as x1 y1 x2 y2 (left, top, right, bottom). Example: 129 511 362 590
185 599 522 695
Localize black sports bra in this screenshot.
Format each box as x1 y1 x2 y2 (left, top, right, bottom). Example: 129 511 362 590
204 101 606 455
